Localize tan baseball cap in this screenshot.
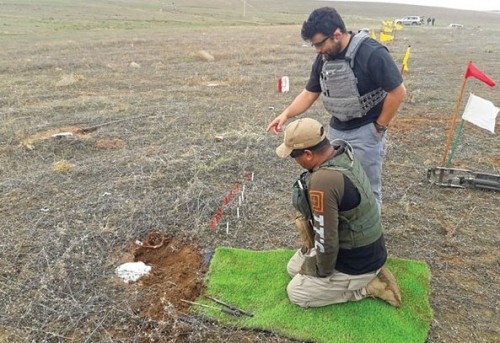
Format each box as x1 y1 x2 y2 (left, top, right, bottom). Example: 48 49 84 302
276 118 326 158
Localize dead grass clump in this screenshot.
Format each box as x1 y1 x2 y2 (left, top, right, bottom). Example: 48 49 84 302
52 160 74 173
226 74 252 87
96 138 126 149
56 74 77 87
439 219 457 237
55 73 85 87
0 145 13 155
112 103 130 113
195 50 215 62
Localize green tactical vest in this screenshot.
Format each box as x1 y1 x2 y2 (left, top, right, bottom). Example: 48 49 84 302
292 143 382 249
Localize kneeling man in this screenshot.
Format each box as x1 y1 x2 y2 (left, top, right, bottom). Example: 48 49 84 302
276 118 401 308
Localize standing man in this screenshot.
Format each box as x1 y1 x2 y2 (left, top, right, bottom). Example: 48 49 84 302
276 118 401 308
267 7 406 209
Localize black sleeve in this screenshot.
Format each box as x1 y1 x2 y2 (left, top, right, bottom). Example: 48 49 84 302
305 55 323 93
366 45 403 92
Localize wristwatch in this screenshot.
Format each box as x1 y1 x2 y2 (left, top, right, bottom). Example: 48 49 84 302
374 121 388 133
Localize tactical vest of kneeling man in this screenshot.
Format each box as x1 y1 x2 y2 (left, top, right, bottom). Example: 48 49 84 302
292 141 384 274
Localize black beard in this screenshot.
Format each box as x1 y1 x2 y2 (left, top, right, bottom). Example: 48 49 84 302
320 51 342 61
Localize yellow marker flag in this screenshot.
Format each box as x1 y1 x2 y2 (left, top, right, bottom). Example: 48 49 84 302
395 23 403 30
402 46 411 70
380 32 394 42
383 26 393 33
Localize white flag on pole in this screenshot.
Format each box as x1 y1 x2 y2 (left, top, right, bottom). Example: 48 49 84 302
462 93 499 133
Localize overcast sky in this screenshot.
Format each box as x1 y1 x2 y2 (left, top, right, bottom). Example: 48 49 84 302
329 0 500 11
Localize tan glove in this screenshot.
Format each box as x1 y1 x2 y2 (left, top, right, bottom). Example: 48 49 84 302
294 215 314 254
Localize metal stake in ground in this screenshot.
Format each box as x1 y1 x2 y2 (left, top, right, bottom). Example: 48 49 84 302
205 295 254 317
180 299 242 316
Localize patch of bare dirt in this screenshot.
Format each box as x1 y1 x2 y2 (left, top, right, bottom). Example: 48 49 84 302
19 125 91 147
109 234 293 342
129 234 205 319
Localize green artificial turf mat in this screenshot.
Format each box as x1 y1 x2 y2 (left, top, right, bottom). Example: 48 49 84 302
194 247 432 343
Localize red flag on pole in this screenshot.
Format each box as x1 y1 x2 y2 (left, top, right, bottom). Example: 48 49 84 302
465 61 496 87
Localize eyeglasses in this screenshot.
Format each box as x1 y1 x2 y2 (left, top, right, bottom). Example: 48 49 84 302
311 36 331 48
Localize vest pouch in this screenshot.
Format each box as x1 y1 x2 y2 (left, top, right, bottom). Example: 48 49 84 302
339 213 381 249
339 214 370 233
292 177 312 221
321 63 358 98
338 216 355 249
320 60 366 122
321 95 365 121
322 61 350 76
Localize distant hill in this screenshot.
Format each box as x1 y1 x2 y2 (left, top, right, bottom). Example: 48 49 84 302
320 1 500 27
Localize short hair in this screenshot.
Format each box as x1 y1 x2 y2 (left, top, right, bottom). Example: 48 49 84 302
301 7 346 41
290 137 330 158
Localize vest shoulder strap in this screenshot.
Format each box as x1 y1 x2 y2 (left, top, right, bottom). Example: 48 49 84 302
345 32 370 68
319 141 355 171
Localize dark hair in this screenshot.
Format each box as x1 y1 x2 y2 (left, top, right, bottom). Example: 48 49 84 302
290 137 330 158
301 7 346 41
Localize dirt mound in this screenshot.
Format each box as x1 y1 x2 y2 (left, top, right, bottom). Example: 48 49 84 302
121 234 207 321
19 126 90 148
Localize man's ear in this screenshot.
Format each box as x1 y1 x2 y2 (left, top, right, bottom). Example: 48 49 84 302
303 150 314 160
333 29 342 40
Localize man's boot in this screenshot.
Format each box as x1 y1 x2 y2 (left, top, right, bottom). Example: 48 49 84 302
366 267 402 307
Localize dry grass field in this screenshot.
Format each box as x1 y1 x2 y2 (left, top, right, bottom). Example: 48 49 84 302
0 0 499 342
